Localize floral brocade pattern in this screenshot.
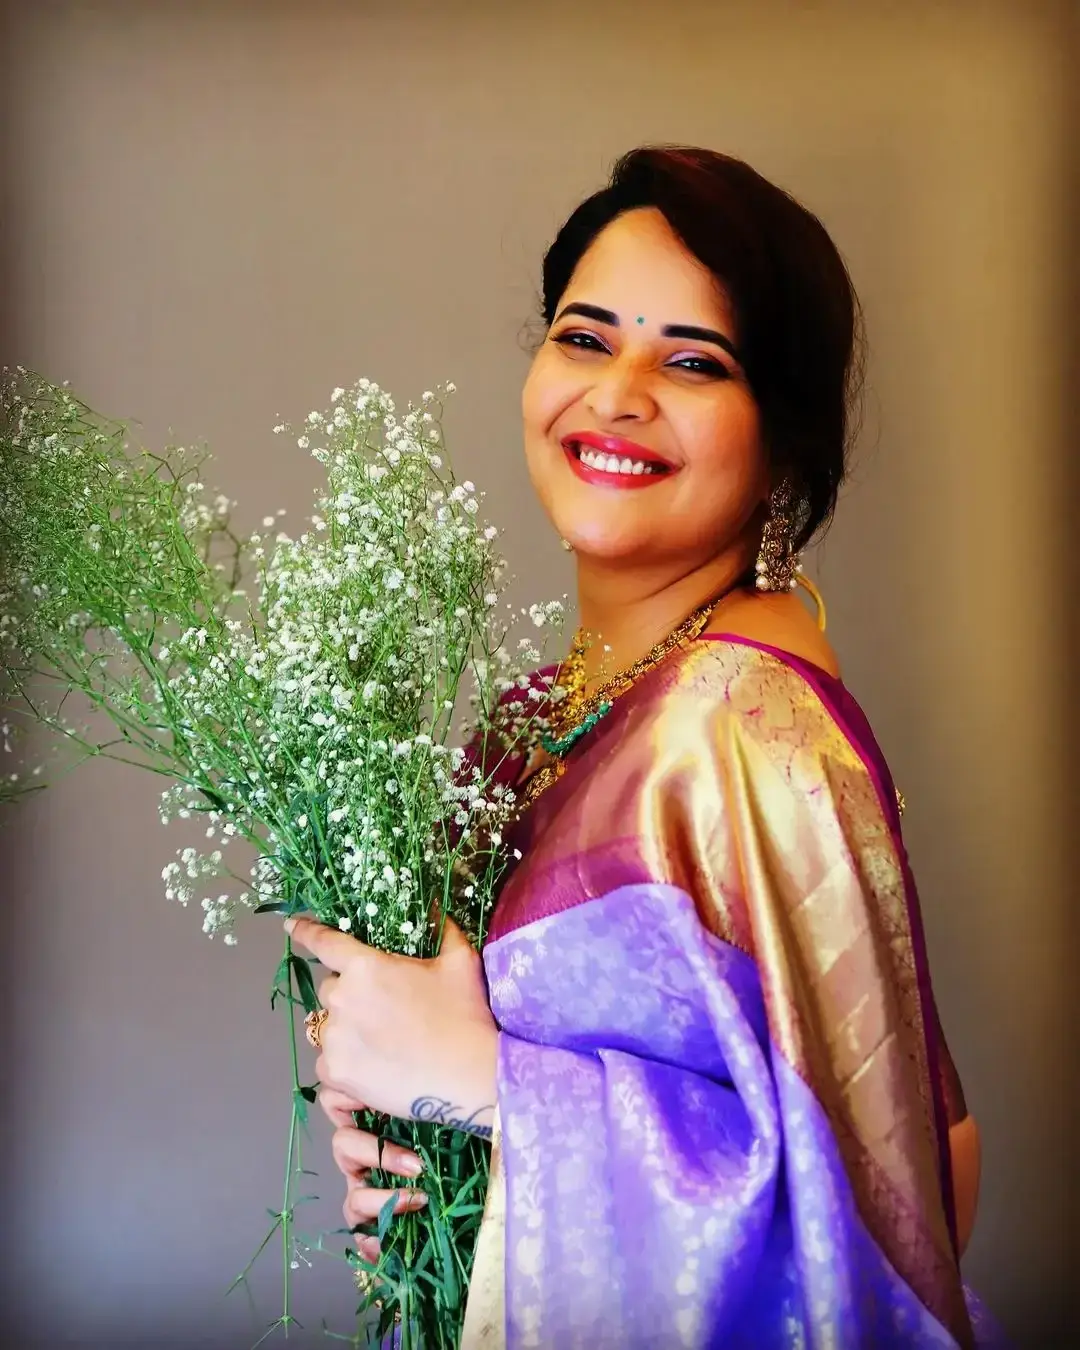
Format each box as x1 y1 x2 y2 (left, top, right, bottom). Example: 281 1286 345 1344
486 887 966 1349
487 639 971 1346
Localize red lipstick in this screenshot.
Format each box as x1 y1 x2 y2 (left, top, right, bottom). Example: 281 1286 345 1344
560 432 676 490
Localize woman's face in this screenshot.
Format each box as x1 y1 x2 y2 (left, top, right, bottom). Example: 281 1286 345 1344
523 207 767 572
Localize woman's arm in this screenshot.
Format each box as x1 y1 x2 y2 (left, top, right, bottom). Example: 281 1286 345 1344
949 1113 982 1256
285 915 499 1258
285 915 498 1129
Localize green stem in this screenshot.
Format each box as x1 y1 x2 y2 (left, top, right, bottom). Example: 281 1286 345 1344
281 936 303 1335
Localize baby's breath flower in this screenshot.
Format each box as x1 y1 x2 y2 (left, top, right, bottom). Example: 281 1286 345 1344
0 366 565 1341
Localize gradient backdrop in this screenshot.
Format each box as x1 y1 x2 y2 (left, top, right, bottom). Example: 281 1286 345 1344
0 2 1075 1347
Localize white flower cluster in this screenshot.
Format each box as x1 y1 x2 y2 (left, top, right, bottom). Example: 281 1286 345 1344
0 369 565 1339
1 371 563 945
146 379 558 949
161 849 247 945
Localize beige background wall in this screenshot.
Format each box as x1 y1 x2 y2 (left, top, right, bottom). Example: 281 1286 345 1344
0 2 1073 1346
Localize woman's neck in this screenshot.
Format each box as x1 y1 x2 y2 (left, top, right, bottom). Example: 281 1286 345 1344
573 548 751 685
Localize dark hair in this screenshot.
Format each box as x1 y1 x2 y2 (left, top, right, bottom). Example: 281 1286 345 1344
540 146 864 547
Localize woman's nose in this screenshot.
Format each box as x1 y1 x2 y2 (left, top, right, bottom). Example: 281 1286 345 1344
583 357 656 424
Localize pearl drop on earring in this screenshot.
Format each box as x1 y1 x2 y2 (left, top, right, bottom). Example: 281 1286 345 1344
560 539 574 553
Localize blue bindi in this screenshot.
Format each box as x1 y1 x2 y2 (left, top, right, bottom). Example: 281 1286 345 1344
636 315 645 324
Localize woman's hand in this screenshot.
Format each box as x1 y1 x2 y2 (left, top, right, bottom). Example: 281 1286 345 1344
318 1085 429 1263
285 914 499 1138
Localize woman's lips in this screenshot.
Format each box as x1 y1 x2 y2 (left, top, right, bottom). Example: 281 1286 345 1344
560 433 676 490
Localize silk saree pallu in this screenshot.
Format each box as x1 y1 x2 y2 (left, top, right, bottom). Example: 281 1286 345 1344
460 637 1006 1350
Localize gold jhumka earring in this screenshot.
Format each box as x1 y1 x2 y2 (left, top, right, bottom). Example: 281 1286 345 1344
754 481 801 593
755 481 827 632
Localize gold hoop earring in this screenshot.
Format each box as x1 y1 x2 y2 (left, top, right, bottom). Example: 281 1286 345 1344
796 573 827 632
754 482 802 593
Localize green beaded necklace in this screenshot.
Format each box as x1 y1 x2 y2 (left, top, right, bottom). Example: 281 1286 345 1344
541 698 614 757
539 593 722 763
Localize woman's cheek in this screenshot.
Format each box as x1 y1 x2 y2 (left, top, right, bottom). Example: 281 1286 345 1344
521 352 558 432
522 428 556 509
693 404 766 491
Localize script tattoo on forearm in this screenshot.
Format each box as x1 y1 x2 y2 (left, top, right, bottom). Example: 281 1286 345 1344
410 1095 494 1139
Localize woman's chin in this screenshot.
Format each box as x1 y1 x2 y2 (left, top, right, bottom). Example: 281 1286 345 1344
557 526 652 563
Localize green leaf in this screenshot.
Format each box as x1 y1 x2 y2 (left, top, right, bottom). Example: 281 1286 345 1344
269 950 291 1009
376 1191 399 1243
292 1087 310 1126
410 1235 435 1279
254 900 291 914
251 1313 303 1348
441 1201 485 1221
430 1205 460 1312
289 953 319 1015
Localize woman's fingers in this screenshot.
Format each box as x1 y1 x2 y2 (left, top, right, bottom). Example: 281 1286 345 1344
324 1103 425 1265
286 916 373 975
343 1167 429 1264
318 1085 368 1130
331 1124 423 1179
343 1181 428 1230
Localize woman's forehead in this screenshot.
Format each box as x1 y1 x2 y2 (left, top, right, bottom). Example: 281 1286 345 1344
565 209 737 331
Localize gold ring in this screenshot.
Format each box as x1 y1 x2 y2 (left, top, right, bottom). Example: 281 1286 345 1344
304 1008 329 1049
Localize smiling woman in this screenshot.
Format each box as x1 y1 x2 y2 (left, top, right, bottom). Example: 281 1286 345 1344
525 205 767 594
299 146 1005 1349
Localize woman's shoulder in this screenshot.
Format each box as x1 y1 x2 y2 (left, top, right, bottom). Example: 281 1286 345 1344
703 586 840 676
641 633 906 863
664 606 893 808
670 633 850 760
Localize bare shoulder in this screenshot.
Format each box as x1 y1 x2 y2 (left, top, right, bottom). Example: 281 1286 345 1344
703 587 841 677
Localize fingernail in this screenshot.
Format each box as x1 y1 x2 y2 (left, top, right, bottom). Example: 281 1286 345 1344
283 918 296 934
396 1191 428 1212
398 1154 423 1178
356 1236 379 1263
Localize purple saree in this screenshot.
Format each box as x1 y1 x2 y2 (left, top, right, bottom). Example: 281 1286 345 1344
461 636 1002 1349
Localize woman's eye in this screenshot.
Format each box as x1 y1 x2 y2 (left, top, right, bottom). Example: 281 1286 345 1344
552 331 609 354
668 356 731 379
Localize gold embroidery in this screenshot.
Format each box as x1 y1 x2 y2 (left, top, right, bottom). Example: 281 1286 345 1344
488 640 969 1344
460 1107 507 1348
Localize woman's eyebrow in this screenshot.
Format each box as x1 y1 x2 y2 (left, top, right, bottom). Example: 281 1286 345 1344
552 304 740 362
554 302 619 326
661 324 741 362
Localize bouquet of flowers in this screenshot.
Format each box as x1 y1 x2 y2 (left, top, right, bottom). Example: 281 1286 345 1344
0 368 563 1347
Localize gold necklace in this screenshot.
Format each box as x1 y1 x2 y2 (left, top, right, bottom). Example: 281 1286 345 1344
521 593 722 808
517 580 908 819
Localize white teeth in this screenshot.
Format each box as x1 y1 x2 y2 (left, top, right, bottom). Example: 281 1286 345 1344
575 445 662 476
